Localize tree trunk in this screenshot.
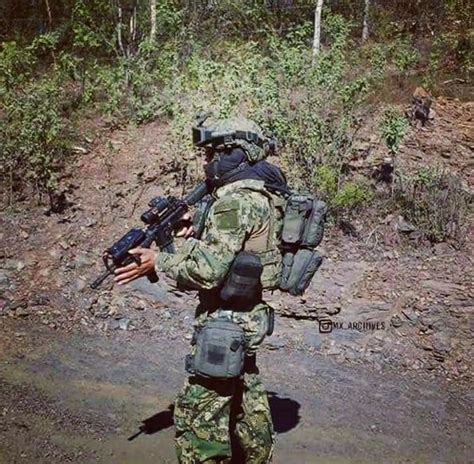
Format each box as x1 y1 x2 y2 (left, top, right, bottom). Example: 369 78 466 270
362 0 371 42
312 0 324 63
116 1 125 55
44 0 52 28
150 0 157 41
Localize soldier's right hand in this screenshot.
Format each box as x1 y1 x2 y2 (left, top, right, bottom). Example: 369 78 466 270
175 212 194 238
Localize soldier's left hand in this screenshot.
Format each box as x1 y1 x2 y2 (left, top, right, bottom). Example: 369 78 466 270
114 248 157 285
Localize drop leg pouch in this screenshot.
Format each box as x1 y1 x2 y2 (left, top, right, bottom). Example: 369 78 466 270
187 319 246 379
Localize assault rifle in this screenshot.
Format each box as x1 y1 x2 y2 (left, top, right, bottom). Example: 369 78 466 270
90 181 209 289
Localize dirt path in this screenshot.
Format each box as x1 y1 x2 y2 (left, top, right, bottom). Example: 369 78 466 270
1 318 472 464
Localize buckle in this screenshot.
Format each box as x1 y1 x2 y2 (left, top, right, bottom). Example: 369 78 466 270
223 134 234 144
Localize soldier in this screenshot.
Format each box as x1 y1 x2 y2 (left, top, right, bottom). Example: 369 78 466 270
114 117 290 463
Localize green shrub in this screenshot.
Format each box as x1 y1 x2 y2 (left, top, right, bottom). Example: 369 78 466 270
379 106 408 153
312 165 373 214
392 39 419 75
333 180 373 210
0 78 72 203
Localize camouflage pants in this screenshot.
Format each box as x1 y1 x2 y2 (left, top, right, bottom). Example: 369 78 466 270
174 371 274 463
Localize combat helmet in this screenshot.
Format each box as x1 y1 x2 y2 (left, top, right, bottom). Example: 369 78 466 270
192 115 275 163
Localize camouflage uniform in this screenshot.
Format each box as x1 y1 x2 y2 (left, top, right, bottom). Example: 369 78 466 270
155 179 283 463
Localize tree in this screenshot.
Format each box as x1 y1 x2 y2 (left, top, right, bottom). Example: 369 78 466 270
312 0 324 63
150 0 157 41
362 0 371 42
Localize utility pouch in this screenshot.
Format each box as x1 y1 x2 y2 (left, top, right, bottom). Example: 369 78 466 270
220 252 263 308
280 249 322 296
187 319 245 379
301 200 327 248
281 194 313 245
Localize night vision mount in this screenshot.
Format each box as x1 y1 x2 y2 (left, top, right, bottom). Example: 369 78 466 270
192 127 267 148
192 112 277 155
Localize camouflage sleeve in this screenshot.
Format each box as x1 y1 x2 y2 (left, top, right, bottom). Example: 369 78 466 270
155 191 267 290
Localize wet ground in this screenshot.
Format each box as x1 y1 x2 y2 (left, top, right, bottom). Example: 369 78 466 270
1 318 472 464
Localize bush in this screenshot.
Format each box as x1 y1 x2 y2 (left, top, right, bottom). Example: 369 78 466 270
333 180 373 210
312 165 373 214
0 79 72 203
379 106 408 153
392 38 419 75
0 38 73 204
393 168 471 245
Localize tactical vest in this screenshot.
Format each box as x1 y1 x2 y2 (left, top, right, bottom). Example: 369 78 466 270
193 180 284 291
193 181 326 296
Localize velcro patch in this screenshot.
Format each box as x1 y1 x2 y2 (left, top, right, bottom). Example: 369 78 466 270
213 199 241 230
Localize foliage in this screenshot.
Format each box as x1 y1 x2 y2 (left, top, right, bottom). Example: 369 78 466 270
424 30 473 88
312 165 373 213
393 168 471 245
333 180 373 210
1 0 471 210
0 78 71 201
392 38 419 75
0 34 75 203
379 106 408 153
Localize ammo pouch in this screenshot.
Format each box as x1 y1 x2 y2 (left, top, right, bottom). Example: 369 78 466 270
281 193 327 248
280 249 323 296
220 252 263 309
280 193 327 296
185 319 245 379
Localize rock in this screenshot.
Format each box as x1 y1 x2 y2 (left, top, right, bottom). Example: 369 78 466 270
48 248 61 259
109 318 131 331
3 259 21 271
396 216 416 233
16 309 31 317
75 278 87 292
29 295 50 306
39 268 51 277
20 230 29 239
74 254 93 268
326 344 342 356
432 334 450 362
7 300 28 311
352 141 371 153
128 279 169 303
133 299 149 311
265 338 287 350
0 271 10 290
421 280 465 295
72 146 89 155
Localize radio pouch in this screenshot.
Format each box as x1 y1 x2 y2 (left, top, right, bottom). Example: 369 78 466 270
186 319 245 379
